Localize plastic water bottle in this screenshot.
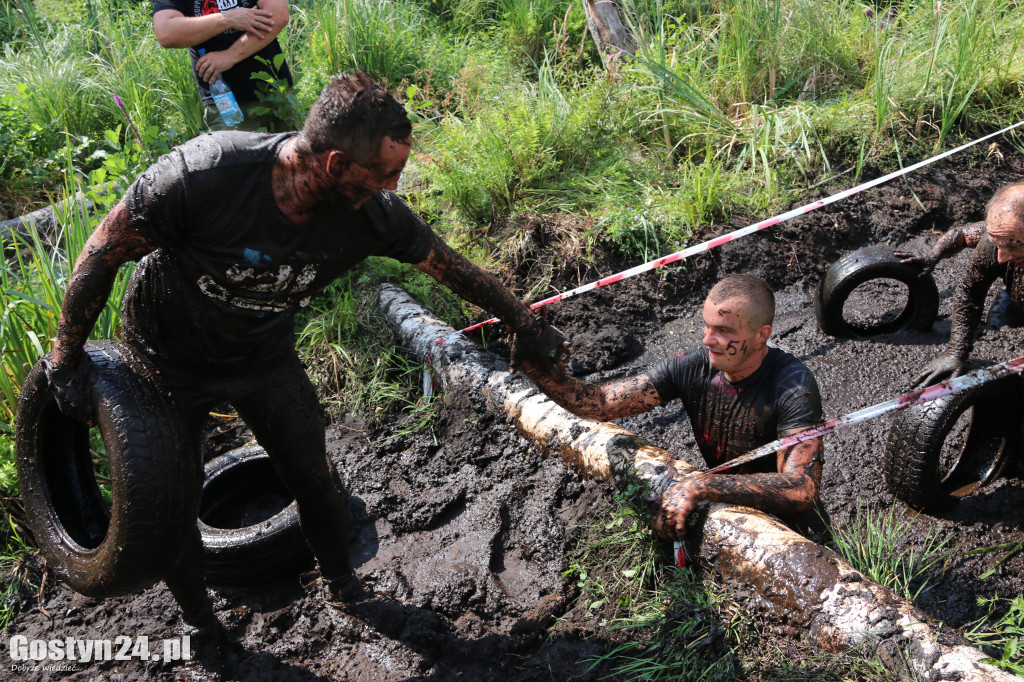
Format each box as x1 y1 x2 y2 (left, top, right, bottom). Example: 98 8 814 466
198 49 244 127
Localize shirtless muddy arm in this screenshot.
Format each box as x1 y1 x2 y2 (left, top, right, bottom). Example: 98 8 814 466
913 240 1002 387
895 221 985 276
414 235 567 367
653 431 823 539
47 201 155 420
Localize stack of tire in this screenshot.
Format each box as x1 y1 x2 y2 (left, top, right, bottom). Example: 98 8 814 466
16 342 310 597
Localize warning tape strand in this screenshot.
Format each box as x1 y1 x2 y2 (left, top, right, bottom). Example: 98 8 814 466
423 119 1024 398
437 118 1024 344
703 355 1024 475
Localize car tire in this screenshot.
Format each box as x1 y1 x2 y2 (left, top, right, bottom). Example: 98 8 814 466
815 246 940 338
199 445 312 583
15 341 195 597
883 361 1021 512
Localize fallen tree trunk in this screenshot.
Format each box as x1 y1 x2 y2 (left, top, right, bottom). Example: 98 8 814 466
1 192 93 249
378 283 1015 681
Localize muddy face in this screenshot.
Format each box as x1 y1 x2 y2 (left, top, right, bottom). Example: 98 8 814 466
701 296 770 381
985 216 1024 266
330 136 411 209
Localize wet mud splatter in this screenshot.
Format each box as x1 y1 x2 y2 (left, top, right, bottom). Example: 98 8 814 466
8 147 1024 679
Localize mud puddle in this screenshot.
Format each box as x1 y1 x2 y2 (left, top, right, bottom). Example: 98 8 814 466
7 146 1024 679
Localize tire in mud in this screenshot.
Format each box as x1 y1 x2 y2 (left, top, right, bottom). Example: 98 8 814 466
883 362 1021 512
815 246 939 338
15 341 195 597
199 445 312 583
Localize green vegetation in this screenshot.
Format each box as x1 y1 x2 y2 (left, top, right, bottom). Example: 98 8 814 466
966 593 1024 675
2 0 1024 664
829 500 953 602
567 490 900 680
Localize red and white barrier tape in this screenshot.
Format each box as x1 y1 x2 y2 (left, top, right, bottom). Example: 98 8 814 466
704 355 1024 475
423 118 1024 397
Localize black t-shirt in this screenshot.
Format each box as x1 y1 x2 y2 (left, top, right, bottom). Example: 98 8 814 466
121 131 434 373
647 347 823 473
152 0 293 105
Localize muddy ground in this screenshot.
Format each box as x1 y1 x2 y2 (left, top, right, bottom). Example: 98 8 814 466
7 144 1024 680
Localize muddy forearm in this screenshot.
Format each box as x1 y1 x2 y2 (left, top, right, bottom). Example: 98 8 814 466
415 237 534 331
527 367 660 421
945 270 993 362
51 203 153 366
671 469 819 517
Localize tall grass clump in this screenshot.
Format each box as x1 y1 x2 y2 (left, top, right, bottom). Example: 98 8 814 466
420 68 627 224
298 0 426 102
830 501 953 602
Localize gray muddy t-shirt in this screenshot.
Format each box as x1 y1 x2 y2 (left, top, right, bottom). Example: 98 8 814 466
121 131 433 373
647 347 823 473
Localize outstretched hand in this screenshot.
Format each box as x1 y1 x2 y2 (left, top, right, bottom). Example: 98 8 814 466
893 251 938 278
43 355 95 426
911 354 964 389
509 311 569 374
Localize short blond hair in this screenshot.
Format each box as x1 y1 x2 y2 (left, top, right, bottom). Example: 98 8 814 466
707 274 775 328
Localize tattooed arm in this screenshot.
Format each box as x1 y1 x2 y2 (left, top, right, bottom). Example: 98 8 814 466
652 428 823 540
517 358 663 421
46 201 155 420
414 234 566 368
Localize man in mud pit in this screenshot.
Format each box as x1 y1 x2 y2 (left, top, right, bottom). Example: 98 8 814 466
43 72 565 634
914 182 1024 387
517 274 824 542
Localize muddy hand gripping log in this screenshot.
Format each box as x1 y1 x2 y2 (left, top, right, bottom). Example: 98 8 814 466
423 118 1024 395
702 355 1024 475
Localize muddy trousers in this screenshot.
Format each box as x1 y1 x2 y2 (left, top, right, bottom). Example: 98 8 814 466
156 351 355 623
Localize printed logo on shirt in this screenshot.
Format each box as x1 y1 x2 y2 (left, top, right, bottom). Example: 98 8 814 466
198 0 239 14
196 263 318 312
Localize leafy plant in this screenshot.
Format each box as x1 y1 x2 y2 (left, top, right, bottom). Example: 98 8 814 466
966 594 1024 675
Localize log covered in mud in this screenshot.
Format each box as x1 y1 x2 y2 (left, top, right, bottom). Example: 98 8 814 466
378 283 1016 682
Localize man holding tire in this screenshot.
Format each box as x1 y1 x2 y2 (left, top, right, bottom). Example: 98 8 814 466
914 183 1024 387
43 73 566 633
517 275 826 543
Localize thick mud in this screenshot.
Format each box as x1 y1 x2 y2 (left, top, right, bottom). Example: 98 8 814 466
7 145 1024 679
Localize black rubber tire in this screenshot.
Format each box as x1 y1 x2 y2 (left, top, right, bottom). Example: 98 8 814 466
815 246 940 338
15 341 195 597
883 361 1021 512
198 445 312 583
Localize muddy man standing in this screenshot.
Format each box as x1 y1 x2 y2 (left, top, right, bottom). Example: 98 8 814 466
43 73 565 633
914 182 1024 387
518 274 825 542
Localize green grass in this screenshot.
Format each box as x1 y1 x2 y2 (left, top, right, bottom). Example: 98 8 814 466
966 593 1024 676
0 514 35 633
1 0 1024 670
829 501 953 602
568 489 900 681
